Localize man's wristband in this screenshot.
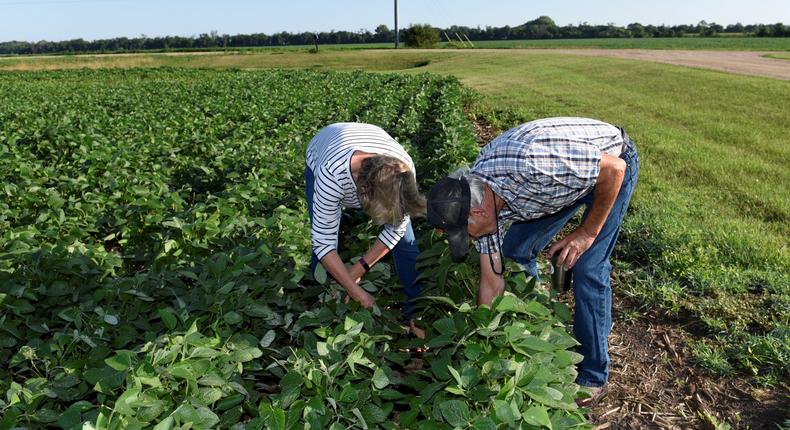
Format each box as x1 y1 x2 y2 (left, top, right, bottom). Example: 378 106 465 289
358 256 371 272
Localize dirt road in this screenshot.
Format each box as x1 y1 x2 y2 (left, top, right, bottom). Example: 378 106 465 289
535 49 790 80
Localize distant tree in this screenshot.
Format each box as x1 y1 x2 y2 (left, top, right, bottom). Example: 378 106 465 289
373 24 393 43
521 16 559 39
627 23 647 38
698 20 719 36
726 23 745 33
404 24 439 48
3 17 789 56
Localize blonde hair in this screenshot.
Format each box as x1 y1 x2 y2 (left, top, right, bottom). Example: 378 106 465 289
356 155 427 225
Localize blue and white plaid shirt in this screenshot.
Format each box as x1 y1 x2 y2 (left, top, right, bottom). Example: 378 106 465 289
471 117 625 254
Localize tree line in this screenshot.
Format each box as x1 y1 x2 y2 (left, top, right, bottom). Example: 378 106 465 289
1 16 788 55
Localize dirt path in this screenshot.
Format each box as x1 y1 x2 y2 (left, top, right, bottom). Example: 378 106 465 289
553 49 790 80
452 48 790 80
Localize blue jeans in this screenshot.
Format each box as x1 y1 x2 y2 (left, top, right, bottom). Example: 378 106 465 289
304 166 422 319
501 138 639 387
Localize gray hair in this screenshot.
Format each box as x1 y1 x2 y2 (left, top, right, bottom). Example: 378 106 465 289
448 167 486 208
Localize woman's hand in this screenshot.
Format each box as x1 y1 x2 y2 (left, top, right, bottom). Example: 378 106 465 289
548 226 597 270
348 286 376 308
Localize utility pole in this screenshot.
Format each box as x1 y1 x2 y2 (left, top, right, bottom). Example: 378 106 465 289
394 0 399 48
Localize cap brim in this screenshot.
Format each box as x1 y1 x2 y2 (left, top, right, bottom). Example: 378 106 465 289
445 227 470 262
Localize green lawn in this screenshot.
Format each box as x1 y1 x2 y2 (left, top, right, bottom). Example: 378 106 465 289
2 48 788 379
766 52 790 60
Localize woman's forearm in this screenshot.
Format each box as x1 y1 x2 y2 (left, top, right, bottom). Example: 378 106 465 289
320 251 367 297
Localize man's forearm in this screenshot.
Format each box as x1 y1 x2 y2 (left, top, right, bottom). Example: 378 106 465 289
478 253 505 306
582 154 626 236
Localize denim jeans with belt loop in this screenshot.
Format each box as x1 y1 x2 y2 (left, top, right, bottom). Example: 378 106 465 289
500 136 640 387
304 165 422 320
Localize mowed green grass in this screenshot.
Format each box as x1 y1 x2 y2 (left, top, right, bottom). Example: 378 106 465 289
766 52 790 60
3 49 788 376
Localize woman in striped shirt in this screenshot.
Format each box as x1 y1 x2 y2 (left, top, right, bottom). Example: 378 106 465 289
305 122 426 334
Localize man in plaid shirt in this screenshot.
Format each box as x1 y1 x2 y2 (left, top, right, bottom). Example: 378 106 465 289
427 117 640 406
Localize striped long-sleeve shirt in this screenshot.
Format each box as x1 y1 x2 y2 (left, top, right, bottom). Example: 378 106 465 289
471 117 626 254
306 123 415 260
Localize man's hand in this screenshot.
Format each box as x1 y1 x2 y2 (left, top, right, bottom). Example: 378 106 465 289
408 320 426 339
548 226 596 270
549 153 625 270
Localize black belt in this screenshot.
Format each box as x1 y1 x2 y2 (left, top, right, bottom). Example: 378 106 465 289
616 126 632 153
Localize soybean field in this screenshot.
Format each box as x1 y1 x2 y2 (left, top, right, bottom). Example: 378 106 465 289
0 68 590 429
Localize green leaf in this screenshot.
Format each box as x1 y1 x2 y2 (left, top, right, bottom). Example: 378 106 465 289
432 317 457 335
492 295 522 313
525 386 570 410
362 403 388 424
314 263 328 284
173 402 220 429
427 334 454 348
520 336 558 353
57 401 93 429
493 399 517 427
379 389 404 400
228 347 262 363
552 301 571 322
523 405 552 429
419 381 446 403
439 399 471 427
351 408 368 430
372 367 390 389
152 416 174 430
273 372 302 409
339 384 359 403
168 362 196 380
45 280 71 297
189 347 219 359
223 311 243 325
472 416 497 430
267 408 286 430
105 350 136 371
114 388 141 416
417 295 458 307
259 329 276 348
524 301 551 317
158 308 177 330
447 365 464 388
197 374 225 387
217 393 244 411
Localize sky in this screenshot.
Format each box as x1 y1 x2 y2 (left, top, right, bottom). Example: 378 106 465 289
1 0 789 42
